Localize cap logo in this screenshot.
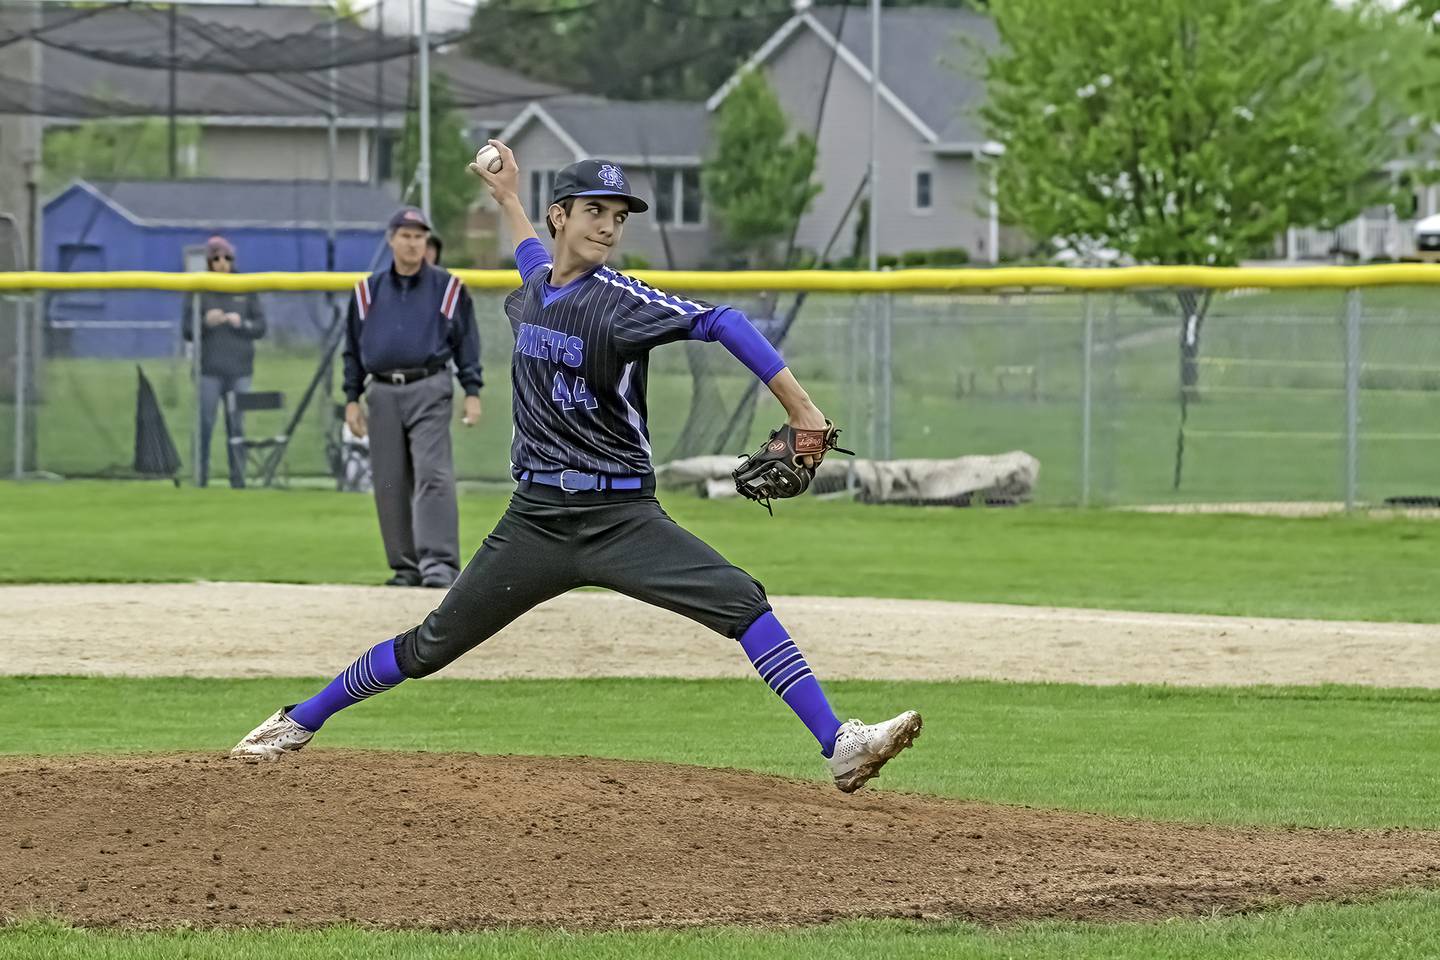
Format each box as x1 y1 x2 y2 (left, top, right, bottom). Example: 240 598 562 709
404 210 422 221
598 164 626 190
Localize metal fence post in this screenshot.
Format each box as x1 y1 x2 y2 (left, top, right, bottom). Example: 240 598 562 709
13 295 25 479
1080 293 1094 506
879 291 893 460
844 296 862 493
1344 288 1361 511
191 293 203 486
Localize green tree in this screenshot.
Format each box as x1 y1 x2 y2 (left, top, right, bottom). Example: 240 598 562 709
466 0 790 100
981 0 1424 486
703 70 820 267
394 73 480 255
43 118 201 191
983 0 1410 268
1396 0 1440 203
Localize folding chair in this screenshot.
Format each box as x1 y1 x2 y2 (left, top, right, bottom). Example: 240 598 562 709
224 390 289 487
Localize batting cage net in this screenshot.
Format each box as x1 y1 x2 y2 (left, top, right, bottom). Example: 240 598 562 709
4 267 1440 508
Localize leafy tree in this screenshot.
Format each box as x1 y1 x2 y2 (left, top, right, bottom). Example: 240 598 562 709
394 73 481 255
466 0 790 100
43 118 201 191
703 70 820 267
983 0 1410 268
1396 0 1440 202
981 0 1425 486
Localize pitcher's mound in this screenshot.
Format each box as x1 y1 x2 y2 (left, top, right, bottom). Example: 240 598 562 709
3 752 1438 929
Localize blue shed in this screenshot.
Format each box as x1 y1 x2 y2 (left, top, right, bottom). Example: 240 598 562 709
42 178 400 357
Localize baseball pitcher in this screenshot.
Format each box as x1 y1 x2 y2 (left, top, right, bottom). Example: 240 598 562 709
232 141 921 793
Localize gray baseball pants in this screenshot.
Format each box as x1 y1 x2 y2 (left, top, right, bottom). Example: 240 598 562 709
364 373 461 583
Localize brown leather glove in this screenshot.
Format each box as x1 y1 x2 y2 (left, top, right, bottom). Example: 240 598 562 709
732 420 851 513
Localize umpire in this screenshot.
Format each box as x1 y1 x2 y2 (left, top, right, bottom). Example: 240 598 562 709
343 207 483 588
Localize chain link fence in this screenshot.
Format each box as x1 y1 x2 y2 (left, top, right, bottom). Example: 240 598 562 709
5 279 1439 507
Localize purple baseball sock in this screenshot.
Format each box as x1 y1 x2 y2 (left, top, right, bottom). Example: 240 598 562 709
286 638 406 732
739 612 843 756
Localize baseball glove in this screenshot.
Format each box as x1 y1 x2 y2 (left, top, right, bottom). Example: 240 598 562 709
733 420 852 513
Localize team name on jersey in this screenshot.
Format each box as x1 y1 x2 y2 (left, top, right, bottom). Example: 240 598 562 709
515 322 585 369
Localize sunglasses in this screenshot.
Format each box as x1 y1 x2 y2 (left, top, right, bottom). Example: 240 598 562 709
209 254 234 263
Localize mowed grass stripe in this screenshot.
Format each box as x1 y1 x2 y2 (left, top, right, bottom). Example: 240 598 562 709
3 482 1440 622
4 891 1440 959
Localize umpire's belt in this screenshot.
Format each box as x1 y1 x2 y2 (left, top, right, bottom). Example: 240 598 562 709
519 469 644 493
373 363 446 386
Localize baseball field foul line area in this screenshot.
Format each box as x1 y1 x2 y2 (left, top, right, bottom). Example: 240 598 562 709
1 486 1439 957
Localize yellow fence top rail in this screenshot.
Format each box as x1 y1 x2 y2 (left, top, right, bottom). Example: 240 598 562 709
2 263 1440 293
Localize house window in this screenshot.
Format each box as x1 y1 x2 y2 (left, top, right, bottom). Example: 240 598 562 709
914 170 933 211
377 131 396 182
529 169 556 221
681 168 703 224
652 167 703 226
654 169 677 224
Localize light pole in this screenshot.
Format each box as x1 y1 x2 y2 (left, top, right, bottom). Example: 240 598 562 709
867 0 880 271
982 140 1005 265
418 0 431 218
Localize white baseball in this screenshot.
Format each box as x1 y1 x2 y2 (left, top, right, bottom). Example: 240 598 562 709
474 144 503 174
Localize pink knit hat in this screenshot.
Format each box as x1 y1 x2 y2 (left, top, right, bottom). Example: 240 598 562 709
205 235 236 260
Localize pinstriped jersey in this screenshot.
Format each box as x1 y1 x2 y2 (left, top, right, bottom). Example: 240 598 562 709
503 263 712 476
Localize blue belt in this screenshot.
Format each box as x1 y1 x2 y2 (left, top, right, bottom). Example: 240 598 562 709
519 469 644 493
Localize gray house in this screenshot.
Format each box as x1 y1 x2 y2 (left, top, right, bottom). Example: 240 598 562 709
711 6 1005 265
497 99 711 269
495 6 1003 269
5 3 564 186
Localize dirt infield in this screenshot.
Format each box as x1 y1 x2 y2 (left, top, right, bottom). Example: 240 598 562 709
3 752 1438 930
6 582 1440 687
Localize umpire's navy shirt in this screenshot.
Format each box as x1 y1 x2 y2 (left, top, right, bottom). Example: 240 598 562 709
342 263 483 402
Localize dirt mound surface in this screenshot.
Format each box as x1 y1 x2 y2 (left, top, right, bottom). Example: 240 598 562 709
3 752 1438 930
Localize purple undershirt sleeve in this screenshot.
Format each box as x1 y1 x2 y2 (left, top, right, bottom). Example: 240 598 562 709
690 305 787 383
514 237 552 284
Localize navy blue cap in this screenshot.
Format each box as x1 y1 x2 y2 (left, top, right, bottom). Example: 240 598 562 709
551 159 649 213
387 206 432 232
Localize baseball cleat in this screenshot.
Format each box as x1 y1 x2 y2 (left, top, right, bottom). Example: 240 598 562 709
827 710 922 793
229 707 314 761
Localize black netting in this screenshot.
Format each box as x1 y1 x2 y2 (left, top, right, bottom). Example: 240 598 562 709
0 1 562 119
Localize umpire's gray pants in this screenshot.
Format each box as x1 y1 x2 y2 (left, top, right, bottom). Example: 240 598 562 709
365 374 460 582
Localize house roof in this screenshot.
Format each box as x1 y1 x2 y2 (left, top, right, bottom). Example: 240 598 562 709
4 3 566 127
501 99 709 164
710 7 998 150
53 178 402 230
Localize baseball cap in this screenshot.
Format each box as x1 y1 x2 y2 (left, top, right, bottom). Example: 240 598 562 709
205 235 235 259
551 159 650 213
387 206 432 232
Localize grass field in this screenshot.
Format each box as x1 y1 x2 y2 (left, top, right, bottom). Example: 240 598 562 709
2 481 1440 620
7 894 1440 960
2 676 1438 958
3 479 1439 958
5 286 1438 505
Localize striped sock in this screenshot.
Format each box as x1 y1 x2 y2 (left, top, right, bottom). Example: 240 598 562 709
739 612 843 756
286 638 406 732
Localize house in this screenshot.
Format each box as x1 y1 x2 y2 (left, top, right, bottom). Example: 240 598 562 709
711 6 1005 266
497 99 711 269
495 7 1003 269
43 178 398 357
4 3 565 188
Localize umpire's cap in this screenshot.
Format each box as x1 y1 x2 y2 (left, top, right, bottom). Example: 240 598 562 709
387 206 432 232
551 160 649 213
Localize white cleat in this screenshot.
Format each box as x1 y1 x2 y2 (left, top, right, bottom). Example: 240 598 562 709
827 711 922 793
229 707 314 761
